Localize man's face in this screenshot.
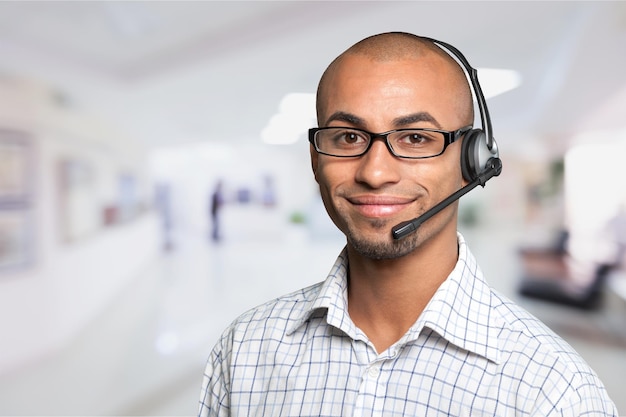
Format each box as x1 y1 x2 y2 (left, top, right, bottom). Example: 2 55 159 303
311 53 469 259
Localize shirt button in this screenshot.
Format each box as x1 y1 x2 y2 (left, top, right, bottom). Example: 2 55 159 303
368 366 380 378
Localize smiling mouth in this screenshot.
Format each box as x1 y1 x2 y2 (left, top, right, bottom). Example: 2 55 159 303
348 196 414 218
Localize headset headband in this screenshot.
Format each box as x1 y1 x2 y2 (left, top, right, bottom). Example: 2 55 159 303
420 37 495 151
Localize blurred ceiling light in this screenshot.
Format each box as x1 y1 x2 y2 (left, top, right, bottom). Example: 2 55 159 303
261 93 316 145
478 68 522 99
103 2 161 39
261 70 520 145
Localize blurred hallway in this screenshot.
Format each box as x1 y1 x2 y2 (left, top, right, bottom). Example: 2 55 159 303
0 224 624 415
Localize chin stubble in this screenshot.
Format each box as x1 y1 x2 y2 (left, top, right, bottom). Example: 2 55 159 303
346 220 419 260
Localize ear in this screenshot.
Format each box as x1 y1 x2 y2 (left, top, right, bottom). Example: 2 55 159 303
310 144 320 183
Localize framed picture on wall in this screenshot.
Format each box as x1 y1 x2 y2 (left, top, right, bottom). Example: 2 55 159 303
0 209 32 271
0 129 32 207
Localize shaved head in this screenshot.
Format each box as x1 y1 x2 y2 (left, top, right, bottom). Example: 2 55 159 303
316 32 473 126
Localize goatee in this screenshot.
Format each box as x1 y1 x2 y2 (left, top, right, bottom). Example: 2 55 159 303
346 221 418 260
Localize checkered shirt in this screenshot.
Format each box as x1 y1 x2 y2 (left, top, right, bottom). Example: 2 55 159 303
199 233 618 416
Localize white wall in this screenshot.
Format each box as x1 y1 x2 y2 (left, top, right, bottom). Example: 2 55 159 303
0 78 160 374
564 133 626 266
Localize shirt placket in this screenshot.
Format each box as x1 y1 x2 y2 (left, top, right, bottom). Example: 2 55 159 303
351 340 397 417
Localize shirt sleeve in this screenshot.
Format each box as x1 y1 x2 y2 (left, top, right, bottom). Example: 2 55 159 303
532 364 618 417
552 370 619 417
198 335 231 417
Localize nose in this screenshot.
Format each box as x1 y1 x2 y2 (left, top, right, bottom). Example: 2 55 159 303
354 137 401 189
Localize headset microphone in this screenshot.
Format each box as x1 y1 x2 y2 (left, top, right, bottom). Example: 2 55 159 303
391 157 502 240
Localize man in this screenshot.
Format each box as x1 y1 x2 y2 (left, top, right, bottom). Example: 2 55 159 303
199 32 617 416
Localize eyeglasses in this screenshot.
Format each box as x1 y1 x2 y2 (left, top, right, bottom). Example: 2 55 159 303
308 126 472 159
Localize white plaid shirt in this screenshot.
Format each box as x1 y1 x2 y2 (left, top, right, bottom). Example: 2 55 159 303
199 233 618 416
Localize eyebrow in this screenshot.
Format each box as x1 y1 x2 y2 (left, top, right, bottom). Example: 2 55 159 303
324 111 364 126
393 112 441 129
324 111 442 130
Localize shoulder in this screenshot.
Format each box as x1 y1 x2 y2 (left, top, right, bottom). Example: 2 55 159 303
490 290 584 366
489 291 617 413
216 281 324 349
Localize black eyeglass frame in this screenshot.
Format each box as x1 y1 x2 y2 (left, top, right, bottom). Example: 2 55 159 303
308 125 473 159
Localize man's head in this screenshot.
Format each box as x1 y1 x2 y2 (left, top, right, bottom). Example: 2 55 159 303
310 32 475 259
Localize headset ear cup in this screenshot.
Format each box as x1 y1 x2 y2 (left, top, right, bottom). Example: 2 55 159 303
461 129 498 182
461 129 481 182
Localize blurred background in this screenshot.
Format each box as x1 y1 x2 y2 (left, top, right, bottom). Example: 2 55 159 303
0 1 625 415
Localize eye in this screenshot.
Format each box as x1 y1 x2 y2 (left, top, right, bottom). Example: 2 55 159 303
345 131 366 144
332 130 368 146
399 131 434 146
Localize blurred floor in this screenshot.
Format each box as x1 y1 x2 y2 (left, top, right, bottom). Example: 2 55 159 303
0 224 624 416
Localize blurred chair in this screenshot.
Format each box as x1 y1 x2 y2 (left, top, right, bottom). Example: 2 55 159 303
518 230 615 310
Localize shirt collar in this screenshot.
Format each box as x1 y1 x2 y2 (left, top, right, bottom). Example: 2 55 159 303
412 233 502 363
287 248 367 341
288 233 502 364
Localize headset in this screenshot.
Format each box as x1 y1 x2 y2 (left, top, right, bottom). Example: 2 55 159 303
391 36 503 240
420 36 500 182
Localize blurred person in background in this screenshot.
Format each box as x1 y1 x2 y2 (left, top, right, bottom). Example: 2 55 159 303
198 32 617 416
209 179 224 243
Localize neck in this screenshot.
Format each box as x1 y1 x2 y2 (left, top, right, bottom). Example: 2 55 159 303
346 230 459 353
